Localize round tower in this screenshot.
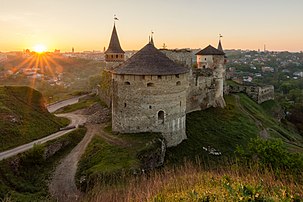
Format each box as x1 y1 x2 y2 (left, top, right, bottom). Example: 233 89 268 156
111 40 189 147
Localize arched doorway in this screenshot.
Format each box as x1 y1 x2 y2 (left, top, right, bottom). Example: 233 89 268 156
158 110 165 124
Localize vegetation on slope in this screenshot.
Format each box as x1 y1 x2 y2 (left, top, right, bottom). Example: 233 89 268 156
0 127 86 201
76 128 163 192
0 86 69 152
83 138 303 201
166 94 303 164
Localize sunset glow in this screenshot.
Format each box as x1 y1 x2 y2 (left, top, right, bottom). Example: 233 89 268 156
0 0 303 52
33 44 47 53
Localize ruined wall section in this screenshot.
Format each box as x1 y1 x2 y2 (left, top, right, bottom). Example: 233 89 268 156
186 55 226 112
186 69 216 113
160 49 193 68
112 73 189 147
229 83 274 103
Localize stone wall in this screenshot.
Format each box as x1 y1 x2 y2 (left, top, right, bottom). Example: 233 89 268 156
112 73 189 147
229 82 274 103
161 49 193 68
186 54 226 112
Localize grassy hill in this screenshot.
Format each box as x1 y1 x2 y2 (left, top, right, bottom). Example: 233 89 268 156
166 93 303 163
81 94 303 201
0 86 68 152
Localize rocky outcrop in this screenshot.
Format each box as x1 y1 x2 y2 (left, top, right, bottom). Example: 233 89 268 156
137 137 166 170
82 103 111 124
44 140 70 159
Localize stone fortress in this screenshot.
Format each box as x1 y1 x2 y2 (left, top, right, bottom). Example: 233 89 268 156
101 24 273 147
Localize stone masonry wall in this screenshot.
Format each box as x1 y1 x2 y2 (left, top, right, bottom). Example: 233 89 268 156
112 73 189 147
161 49 193 68
229 83 274 103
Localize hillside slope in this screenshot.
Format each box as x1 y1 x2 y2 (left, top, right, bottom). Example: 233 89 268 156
0 86 67 151
166 93 303 163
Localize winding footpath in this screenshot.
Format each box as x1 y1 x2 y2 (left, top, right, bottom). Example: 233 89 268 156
49 123 99 201
0 95 86 161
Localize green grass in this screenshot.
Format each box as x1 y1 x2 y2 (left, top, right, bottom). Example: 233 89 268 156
76 132 162 191
0 127 86 201
0 86 68 152
53 95 106 113
166 94 303 164
166 95 259 163
239 94 303 146
82 162 303 202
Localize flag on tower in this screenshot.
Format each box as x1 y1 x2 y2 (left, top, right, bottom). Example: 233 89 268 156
114 15 119 21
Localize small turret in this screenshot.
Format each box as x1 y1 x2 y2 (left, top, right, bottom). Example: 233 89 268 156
105 24 125 62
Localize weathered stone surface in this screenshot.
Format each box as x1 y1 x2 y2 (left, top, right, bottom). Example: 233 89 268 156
112 73 188 147
108 43 229 147
83 103 111 124
229 83 274 104
44 140 69 159
137 137 166 170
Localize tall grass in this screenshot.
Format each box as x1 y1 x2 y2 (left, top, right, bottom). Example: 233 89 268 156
82 160 302 201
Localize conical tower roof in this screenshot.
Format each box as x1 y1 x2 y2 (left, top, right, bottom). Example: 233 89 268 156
218 39 223 52
113 43 188 75
105 24 125 54
195 45 225 56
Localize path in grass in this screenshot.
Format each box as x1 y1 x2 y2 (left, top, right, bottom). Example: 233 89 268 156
233 94 270 139
49 122 98 202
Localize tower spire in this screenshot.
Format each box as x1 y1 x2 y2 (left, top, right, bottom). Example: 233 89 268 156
218 34 223 52
149 31 154 45
105 20 125 62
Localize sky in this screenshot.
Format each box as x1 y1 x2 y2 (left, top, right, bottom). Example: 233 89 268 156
0 0 303 52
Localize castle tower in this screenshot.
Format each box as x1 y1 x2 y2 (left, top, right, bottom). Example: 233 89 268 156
105 24 125 62
195 45 226 107
111 40 189 147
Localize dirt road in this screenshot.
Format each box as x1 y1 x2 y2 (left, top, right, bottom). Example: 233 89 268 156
49 123 100 202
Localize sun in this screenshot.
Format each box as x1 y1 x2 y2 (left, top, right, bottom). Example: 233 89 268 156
33 44 47 53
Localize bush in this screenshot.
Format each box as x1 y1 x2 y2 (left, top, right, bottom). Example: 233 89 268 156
236 138 303 177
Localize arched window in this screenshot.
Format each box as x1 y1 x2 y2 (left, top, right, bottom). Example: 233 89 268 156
158 111 165 124
147 82 154 87
176 81 181 86
124 81 130 85
116 54 118 58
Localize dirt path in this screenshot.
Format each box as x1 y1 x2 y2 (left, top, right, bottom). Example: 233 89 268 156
97 125 129 147
49 123 100 202
233 94 270 139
